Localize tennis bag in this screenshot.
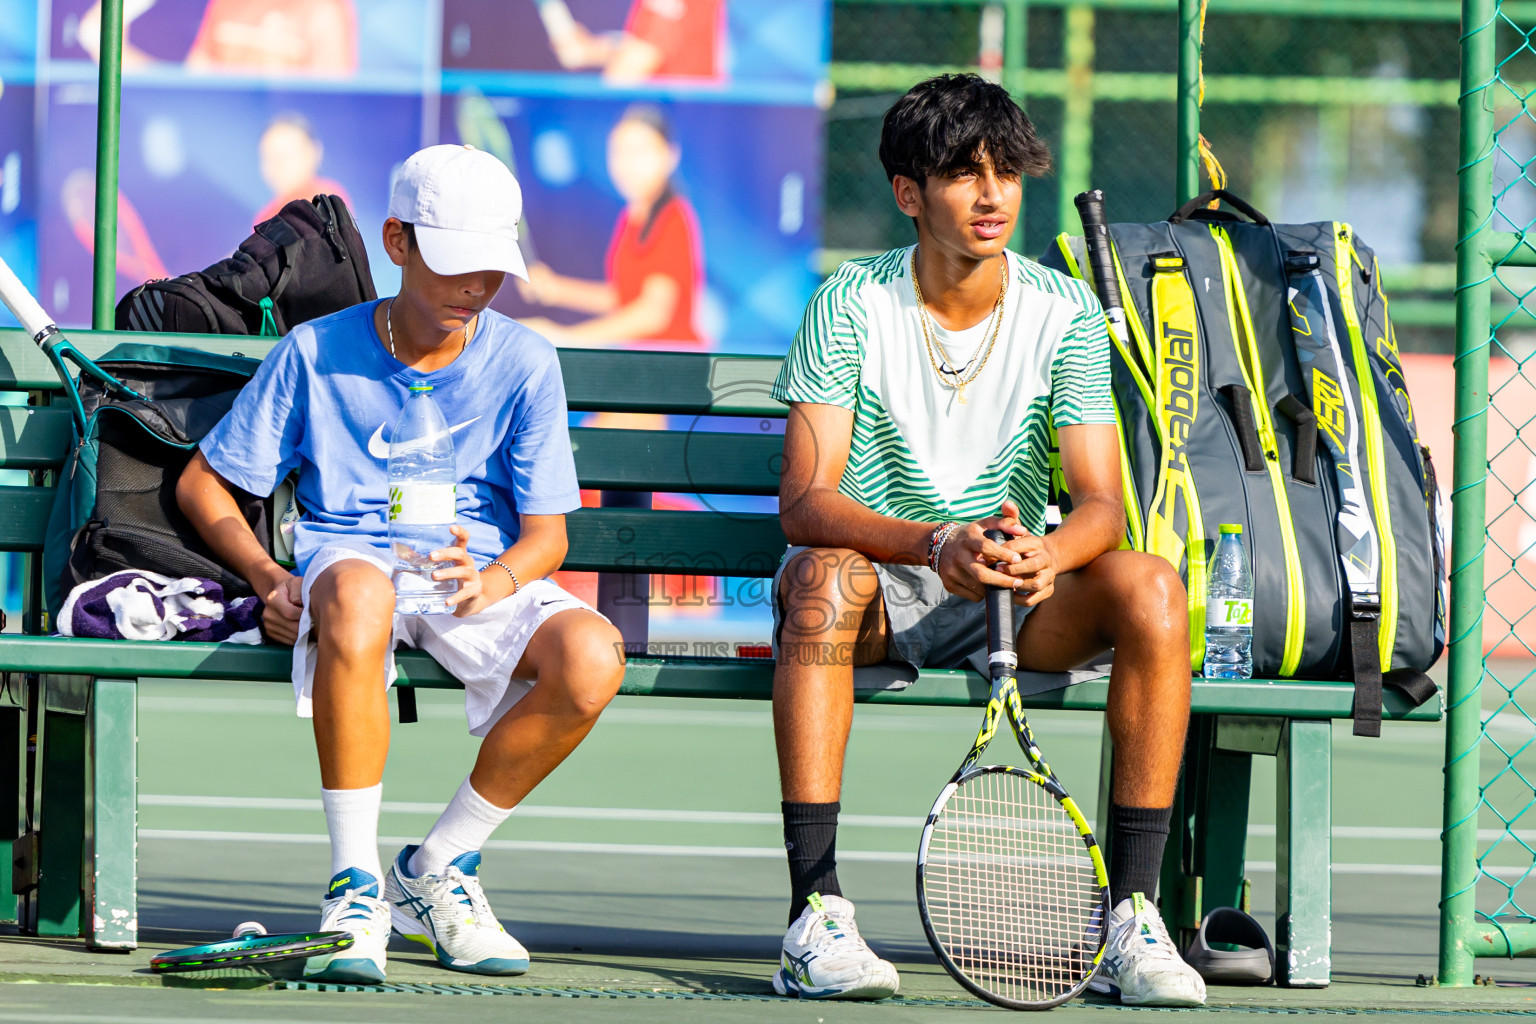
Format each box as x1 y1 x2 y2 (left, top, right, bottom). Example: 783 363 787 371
114 194 375 337
1041 189 1445 736
42 345 282 623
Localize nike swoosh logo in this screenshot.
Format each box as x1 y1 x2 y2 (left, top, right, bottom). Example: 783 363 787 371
367 418 481 460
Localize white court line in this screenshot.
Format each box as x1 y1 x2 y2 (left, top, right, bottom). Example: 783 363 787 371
139 794 918 828
139 828 1532 876
138 829 910 863
144 794 1535 842
136 694 1467 743
135 696 1042 732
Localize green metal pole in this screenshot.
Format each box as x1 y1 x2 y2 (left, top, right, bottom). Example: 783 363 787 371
1175 0 1202 204
1005 0 1029 252
1438 0 1497 988
92 0 124 331
1057 4 1094 239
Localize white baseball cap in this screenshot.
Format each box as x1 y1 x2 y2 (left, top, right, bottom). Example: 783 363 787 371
387 144 528 281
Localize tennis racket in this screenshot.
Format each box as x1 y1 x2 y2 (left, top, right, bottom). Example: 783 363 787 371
1073 189 1137 371
150 930 354 974
0 252 146 434
916 529 1110 1010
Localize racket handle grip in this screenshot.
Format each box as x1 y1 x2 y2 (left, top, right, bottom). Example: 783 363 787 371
0 255 56 342
983 528 1016 668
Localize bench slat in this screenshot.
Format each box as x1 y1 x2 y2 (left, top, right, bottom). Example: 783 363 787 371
0 422 784 494
0 330 788 416
0 635 1445 720
0 490 787 574
570 427 780 494
0 486 54 550
0 635 1443 718
0 330 274 391
0 405 73 469
565 507 786 576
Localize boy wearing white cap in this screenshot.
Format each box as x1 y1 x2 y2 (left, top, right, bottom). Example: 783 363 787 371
177 145 624 982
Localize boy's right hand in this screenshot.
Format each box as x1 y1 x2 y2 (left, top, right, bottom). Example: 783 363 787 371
936 501 1028 601
260 573 304 646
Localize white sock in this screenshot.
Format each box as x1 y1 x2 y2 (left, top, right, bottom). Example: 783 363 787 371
409 777 514 877
321 784 383 883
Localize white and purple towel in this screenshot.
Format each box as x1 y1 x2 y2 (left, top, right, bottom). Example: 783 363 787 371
60 570 263 644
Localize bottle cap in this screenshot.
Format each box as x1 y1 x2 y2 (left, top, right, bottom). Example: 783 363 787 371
1219 523 1243 535
408 381 433 393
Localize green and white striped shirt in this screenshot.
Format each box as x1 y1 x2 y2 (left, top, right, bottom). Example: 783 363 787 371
773 246 1114 535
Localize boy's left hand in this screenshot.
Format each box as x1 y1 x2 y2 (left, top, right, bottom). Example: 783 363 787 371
433 526 493 618
1003 532 1058 607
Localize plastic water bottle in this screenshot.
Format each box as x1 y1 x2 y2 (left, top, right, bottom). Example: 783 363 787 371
387 382 459 615
1203 523 1253 679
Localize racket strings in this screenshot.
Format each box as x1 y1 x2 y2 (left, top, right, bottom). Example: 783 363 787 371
923 770 1103 1006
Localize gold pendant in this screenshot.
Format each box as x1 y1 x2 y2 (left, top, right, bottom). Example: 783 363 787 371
957 383 968 405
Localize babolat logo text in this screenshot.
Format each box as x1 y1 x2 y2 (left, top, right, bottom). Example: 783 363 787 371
1161 321 1197 467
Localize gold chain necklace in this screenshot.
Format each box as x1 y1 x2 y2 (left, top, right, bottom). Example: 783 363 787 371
911 248 1007 406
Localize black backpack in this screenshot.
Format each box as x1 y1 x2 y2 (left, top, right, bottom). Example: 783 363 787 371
43 345 277 621
115 194 376 337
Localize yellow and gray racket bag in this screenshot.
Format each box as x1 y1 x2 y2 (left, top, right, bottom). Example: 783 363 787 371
1041 189 1445 736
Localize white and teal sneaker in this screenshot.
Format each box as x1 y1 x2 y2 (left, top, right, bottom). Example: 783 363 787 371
303 867 391 984
384 846 529 976
772 893 900 1000
1088 894 1206 1007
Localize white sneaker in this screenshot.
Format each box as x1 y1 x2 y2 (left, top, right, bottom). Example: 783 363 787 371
385 846 529 976
1088 894 1207 1006
303 867 391 984
771 893 900 1000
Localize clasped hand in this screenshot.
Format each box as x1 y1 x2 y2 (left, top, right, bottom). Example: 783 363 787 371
935 499 1057 606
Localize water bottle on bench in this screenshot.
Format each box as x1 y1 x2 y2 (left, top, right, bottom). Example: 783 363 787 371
1204 523 1253 679
388 381 459 615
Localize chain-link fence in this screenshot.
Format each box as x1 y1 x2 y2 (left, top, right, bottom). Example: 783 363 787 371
1441 0 1536 984
825 0 1464 353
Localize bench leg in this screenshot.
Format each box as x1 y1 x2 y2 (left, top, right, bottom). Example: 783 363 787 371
1276 718 1331 987
0 690 22 927
88 678 136 950
36 675 89 937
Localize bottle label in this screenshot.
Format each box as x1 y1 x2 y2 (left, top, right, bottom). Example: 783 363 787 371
389 482 456 525
1212 598 1253 627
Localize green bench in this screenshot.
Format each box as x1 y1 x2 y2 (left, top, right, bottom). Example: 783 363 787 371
0 327 1440 985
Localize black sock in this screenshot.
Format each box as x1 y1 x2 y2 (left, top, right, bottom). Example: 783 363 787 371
783 801 842 924
1109 804 1172 905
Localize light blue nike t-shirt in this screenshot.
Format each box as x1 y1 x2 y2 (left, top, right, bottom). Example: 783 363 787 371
201 299 581 578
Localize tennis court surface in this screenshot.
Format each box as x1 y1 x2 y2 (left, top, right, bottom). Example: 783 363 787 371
4 666 1536 1022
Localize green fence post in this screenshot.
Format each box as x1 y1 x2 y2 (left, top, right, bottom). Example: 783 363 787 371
92 0 124 331
1005 0 1029 252
1056 4 1094 238
1438 0 1497 988
1175 0 1201 205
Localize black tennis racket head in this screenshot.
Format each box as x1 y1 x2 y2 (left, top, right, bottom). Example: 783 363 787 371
917 765 1110 1010
150 930 354 974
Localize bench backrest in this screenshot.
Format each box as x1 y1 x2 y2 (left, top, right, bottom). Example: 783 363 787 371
0 328 791 579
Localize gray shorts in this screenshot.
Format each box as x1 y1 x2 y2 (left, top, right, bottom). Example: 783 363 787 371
769 546 1111 695
769 544 1034 679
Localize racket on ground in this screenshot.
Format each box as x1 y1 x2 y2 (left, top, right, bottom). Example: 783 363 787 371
150 930 353 975
916 529 1110 1010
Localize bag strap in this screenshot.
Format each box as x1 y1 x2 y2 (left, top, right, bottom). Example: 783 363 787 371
1348 595 1383 737
1170 190 1271 226
1282 248 1387 736
1145 250 1211 672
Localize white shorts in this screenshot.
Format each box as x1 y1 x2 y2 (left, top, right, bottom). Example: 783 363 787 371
292 543 608 736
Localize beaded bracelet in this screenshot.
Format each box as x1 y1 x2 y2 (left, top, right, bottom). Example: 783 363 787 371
928 522 959 573
484 558 520 595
